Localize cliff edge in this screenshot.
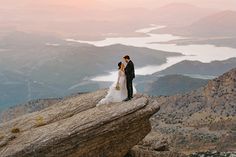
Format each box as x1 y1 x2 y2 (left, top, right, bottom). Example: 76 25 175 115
0 90 160 157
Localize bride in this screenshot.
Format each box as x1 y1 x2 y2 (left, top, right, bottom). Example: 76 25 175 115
97 62 136 106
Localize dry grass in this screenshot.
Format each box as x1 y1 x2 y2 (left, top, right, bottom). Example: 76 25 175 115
35 116 46 127
11 128 20 134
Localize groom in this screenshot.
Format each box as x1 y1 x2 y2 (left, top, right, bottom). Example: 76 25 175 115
123 55 135 101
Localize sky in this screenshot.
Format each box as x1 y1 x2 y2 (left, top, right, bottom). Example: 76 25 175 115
1 0 236 10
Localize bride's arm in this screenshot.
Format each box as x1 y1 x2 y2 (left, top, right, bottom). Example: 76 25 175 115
117 70 121 85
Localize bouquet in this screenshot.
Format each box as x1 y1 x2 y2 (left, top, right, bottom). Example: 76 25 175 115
115 83 120 90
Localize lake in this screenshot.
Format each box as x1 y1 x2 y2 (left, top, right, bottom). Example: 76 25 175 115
67 25 236 82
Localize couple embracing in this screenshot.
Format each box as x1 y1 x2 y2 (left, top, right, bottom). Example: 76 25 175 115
97 55 136 106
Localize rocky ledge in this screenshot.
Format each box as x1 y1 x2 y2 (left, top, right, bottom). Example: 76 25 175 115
0 90 160 157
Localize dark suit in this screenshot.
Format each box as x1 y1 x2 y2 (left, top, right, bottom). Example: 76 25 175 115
125 60 135 99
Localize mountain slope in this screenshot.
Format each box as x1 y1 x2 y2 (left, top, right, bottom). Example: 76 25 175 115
145 74 209 96
130 68 236 156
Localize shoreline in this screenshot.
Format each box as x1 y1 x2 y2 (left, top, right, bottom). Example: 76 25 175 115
73 25 236 82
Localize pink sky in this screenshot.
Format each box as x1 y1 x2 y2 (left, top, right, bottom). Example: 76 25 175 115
1 0 236 10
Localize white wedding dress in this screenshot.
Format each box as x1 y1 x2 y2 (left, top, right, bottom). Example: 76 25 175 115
97 70 136 106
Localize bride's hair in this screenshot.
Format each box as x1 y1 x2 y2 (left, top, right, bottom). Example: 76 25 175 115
118 62 122 70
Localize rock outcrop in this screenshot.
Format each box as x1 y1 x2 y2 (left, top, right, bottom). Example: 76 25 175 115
0 90 160 157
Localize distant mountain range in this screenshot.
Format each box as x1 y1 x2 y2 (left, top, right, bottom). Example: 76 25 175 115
152 3 217 27
154 10 236 37
153 10 236 48
187 10 236 37
0 3 217 40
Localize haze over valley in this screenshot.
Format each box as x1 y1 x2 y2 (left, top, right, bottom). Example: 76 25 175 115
0 0 236 110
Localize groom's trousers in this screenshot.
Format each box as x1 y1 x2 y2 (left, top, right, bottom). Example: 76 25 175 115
126 78 133 99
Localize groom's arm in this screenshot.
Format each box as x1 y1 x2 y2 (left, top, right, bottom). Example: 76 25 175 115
131 62 135 79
